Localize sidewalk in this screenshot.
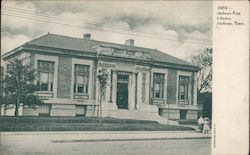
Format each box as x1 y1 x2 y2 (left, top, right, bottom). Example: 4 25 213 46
0 131 211 155
1 131 211 143
178 124 200 131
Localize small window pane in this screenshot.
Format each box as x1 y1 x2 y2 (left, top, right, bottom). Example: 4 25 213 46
49 74 53 82
155 92 160 98
41 72 49 83
74 84 76 93
50 83 53 91
78 85 84 93
41 83 49 91
181 94 184 100
154 83 160 91
76 76 84 84
180 86 185 93
85 85 88 94
83 76 88 84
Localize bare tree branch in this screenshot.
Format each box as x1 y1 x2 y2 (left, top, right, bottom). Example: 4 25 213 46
190 48 212 93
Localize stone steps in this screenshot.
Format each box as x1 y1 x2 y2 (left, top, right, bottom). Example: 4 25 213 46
110 109 179 125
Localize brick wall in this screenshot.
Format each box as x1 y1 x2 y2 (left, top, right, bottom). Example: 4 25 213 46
57 56 72 99
167 69 177 104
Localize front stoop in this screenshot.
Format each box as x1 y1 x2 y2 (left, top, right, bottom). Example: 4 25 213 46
109 109 179 125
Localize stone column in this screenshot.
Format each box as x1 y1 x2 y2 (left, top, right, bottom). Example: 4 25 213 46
136 72 142 108
105 69 111 102
129 73 136 110
95 69 100 106
193 72 198 106
112 72 117 104
164 72 168 104
141 72 147 104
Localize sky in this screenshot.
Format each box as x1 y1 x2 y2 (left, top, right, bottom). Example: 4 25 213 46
1 0 212 59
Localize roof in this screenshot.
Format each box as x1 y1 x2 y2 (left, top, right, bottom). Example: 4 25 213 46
3 33 198 70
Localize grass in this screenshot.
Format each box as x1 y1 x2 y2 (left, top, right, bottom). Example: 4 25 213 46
0 116 194 132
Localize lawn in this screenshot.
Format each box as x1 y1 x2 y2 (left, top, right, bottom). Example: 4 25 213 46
0 116 194 131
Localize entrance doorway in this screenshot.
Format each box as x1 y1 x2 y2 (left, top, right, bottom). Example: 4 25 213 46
116 74 129 109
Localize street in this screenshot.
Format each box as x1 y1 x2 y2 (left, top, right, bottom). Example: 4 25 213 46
0 131 211 155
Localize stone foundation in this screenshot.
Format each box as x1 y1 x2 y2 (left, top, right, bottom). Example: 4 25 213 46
23 107 39 116
50 104 76 116
187 110 198 119
159 108 198 120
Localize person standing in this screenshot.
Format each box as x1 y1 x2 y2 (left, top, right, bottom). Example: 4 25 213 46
202 117 211 134
198 115 204 132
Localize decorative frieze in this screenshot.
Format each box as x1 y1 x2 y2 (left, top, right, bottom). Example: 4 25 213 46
134 65 150 71
116 71 131 76
95 45 150 60
98 61 116 68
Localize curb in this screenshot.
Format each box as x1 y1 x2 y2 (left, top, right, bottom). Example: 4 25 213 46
52 136 211 143
0 130 198 135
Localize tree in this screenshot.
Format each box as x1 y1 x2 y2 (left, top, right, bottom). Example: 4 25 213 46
190 48 212 93
97 69 109 127
2 57 43 116
0 66 4 115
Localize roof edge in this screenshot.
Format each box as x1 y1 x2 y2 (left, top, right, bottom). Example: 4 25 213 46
2 33 201 71
2 45 24 60
38 32 159 52
151 61 200 72
2 33 50 60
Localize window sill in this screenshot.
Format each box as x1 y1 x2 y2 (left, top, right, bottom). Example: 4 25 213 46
36 92 54 98
152 98 165 105
152 98 164 100
178 100 189 105
74 94 89 99
37 91 54 93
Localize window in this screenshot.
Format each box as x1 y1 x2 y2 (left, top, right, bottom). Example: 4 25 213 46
178 76 190 100
153 73 165 98
75 105 87 117
39 104 51 116
37 60 54 92
74 64 89 94
6 64 11 71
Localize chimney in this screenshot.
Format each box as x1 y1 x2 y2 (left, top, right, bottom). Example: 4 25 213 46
83 33 91 39
125 39 134 46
